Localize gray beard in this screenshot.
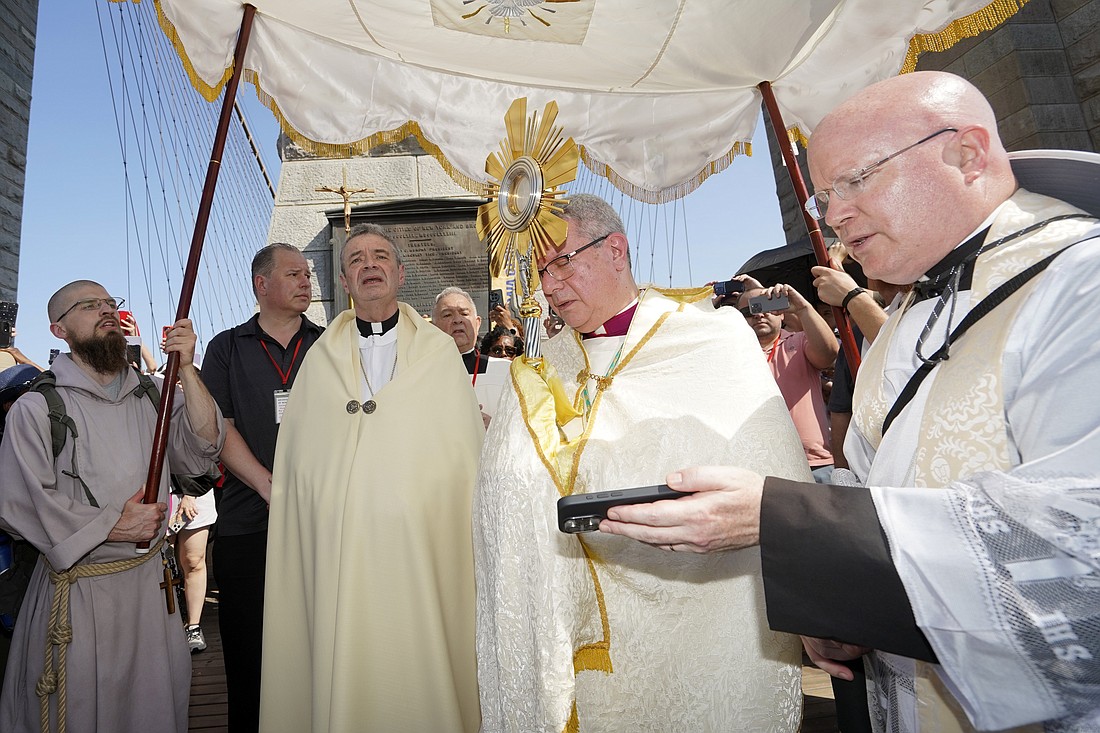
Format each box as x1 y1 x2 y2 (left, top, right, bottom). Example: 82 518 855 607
71 329 130 376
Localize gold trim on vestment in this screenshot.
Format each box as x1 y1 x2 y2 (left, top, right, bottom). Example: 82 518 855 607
512 290 690 732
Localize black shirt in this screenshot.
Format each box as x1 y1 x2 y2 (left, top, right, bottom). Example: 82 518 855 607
202 313 323 535
461 349 489 375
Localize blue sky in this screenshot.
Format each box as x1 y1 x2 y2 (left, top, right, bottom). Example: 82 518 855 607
17 0 787 367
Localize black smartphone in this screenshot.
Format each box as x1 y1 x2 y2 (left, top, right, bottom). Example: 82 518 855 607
557 484 687 534
748 294 790 314
49 349 60 365
0 301 18 349
488 288 504 312
127 343 142 367
712 279 745 298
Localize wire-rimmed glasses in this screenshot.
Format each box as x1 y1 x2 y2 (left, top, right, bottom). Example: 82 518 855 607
805 128 957 220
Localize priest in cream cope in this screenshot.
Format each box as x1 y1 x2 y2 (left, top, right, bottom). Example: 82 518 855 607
259 223 483 733
474 194 811 732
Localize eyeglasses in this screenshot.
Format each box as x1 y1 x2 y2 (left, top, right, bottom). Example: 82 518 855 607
804 128 957 220
56 297 125 322
489 345 519 357
537 234 610 281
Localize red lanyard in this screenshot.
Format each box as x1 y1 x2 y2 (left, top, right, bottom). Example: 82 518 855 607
260 337 303 387
471 350 480 387
764 334 781 363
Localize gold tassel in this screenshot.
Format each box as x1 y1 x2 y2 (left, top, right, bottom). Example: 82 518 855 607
563 702 580 733
145 0 231 103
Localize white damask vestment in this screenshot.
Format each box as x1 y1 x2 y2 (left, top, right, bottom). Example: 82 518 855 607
475 288 811 733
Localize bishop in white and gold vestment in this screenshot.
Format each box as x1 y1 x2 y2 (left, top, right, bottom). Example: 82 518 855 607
475 287 811 733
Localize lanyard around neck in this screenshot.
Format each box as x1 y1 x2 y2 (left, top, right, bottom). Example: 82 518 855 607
260 336 303 387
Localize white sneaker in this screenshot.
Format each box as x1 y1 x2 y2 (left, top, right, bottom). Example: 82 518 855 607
185 624 207 653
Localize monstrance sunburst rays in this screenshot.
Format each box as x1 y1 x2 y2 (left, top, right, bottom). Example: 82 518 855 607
477 98 578 325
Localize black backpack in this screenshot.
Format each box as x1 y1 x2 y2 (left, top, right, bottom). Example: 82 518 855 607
0 369 216 628
28 369 218 503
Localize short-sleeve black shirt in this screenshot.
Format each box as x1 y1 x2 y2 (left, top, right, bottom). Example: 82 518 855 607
202 314 323 535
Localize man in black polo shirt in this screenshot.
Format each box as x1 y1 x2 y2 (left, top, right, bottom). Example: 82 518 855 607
202 243 323 733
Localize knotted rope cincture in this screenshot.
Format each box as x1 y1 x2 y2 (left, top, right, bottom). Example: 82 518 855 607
37 536 164 733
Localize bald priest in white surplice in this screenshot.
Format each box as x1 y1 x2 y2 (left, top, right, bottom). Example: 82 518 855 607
473 195 813 733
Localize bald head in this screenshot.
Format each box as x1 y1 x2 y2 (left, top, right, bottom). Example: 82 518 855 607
816 72 998 144
806 72 1017 283
48 280 106 323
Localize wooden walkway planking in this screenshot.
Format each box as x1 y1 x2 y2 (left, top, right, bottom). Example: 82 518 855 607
188 595 229 732
188 598 840 733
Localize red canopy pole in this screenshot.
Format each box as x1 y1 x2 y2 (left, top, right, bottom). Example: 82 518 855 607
139 5 257 544
757 81 861 374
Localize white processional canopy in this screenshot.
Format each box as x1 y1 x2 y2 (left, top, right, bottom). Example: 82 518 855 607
154 0 1025 202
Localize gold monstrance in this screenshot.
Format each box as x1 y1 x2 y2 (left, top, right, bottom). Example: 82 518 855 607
476 98 578 357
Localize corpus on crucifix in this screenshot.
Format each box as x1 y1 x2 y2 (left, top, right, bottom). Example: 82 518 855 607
316 166 375 233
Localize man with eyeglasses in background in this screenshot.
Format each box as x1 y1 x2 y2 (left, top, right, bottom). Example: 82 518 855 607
600 71 1100 733
474 193 812 732
0 280 223 733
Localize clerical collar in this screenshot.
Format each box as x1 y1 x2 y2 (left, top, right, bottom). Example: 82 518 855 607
356 310 399 338
911 226 988 301
912 204 1004 301
582 299 639 339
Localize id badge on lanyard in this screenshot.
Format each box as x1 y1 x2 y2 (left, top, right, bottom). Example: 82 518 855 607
274 389 290 424
262 336 303 425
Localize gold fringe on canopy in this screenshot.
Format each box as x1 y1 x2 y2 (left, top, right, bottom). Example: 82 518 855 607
141 0 1027 204
245 71 489 196
901 0 1030 74
142 0 488 196
124 0 233 103
578 141 752 205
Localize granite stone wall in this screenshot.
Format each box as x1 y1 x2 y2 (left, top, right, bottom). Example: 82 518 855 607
0 0 39 300
269 135 481 324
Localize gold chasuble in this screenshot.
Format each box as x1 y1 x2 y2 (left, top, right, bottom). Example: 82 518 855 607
259 304 483 733
475 288 809 733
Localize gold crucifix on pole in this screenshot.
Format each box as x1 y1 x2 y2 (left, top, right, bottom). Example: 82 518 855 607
316 167 375 233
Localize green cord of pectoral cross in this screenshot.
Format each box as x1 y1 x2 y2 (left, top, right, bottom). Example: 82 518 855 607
580 342 626 414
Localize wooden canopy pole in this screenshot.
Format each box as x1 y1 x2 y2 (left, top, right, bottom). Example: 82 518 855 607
139 5 258 544
757 81 861 374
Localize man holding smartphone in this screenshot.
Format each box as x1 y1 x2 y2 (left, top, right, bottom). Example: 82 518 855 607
737 282 838 481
